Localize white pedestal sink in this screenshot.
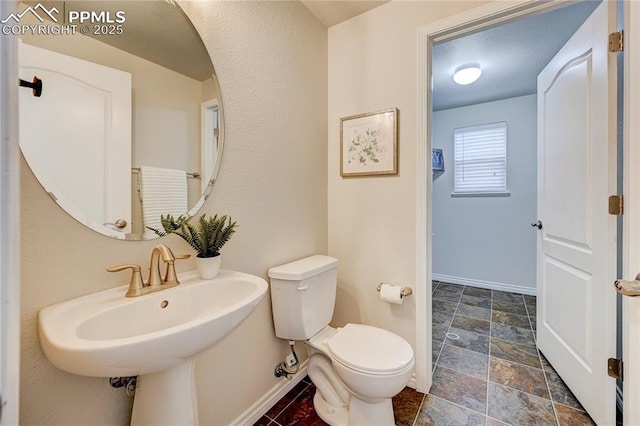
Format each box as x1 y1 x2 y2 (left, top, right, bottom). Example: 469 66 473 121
38 270 267 425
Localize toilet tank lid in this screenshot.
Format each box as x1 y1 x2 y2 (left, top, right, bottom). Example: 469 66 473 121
268 255 338 281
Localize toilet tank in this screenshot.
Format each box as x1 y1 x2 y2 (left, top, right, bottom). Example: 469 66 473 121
268 255 338 340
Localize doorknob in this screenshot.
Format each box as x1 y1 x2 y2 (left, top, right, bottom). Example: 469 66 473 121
531 220 543 230
103 219 127 229
614 273 640 297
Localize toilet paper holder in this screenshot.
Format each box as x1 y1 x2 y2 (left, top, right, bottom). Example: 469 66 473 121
376 282 413 298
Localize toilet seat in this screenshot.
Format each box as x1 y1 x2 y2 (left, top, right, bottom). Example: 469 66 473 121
326 324 414 375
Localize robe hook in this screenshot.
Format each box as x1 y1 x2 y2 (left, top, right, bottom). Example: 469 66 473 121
19 76 42 97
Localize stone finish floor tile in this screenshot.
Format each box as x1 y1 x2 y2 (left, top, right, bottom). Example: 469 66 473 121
434 288 463 302
253 415 272 426
438 282 464 293
489 356 550 399
491 323 536 347
432 339 444 363
492 300 528 316
463 286 492 299
545 368 585 411
456 303 492 321
460 294 492 309
393 386 426 426
434 309 454 325
433 298 459 313
445 327 491 355
528 313 537 327
491 338 542 369
437 344 489 380
554 403 595 426
487 383 556 426
492 290 525 305
486 418 510 426
274 384 328 426
524 294 537 310
430 366 487 414
416 394 486 426
491 311 530 329
433 322 450 342
452 315 491 336
265 380 309 419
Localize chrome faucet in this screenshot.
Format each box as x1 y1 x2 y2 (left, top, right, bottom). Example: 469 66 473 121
107 244 191 297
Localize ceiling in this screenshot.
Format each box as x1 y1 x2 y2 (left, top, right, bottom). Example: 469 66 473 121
432 1 600 111
301 0 389 27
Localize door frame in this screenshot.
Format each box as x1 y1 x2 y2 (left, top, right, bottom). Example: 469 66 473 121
416 4 637 423
0 0 20 423
622 2 640 425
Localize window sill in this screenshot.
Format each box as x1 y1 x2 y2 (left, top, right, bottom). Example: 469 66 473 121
451 191 511 198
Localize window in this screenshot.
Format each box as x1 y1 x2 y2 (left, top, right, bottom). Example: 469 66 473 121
453 122 507 194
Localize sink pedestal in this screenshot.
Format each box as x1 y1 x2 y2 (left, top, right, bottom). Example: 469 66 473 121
131 360 198 425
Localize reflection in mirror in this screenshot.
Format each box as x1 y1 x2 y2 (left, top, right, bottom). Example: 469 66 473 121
18 0 223 240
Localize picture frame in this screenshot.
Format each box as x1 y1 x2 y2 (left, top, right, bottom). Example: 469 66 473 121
432 148 444 172
340 107 398 177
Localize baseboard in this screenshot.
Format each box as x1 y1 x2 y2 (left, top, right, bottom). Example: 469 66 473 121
407 372 418 390
230 360 309 426
433 274 536 296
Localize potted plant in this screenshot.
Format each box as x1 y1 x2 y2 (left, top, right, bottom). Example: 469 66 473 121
147 213 238 279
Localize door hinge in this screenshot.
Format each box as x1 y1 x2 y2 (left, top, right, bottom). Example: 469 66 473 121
609 30 624 52
609 195 624 215
608 358 623 380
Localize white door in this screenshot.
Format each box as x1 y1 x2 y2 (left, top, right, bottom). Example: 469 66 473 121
536 2 616 425
18 41 132 237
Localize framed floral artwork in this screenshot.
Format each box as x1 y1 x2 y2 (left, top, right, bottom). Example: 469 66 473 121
340 107 398 177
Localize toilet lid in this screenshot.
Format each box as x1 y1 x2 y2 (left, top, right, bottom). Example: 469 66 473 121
326 324 414 374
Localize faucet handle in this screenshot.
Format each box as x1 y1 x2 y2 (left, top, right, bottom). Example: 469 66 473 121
107 264 146 297
163 254 191 284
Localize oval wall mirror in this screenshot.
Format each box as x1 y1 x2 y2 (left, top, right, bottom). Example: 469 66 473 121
18 0 223 240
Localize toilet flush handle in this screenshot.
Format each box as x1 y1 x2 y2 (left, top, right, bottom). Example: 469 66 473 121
297 284 308 291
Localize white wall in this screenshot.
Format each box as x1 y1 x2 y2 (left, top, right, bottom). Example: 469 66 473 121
19 1 327 424
328 1 489 353
432 95 537 293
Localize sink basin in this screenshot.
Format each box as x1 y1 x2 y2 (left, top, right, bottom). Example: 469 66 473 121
39 270 267 377
38 269 267 425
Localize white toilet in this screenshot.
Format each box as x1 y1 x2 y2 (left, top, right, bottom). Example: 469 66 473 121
269 255 414 426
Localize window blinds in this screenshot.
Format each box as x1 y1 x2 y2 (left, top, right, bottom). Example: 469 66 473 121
453 122 507 193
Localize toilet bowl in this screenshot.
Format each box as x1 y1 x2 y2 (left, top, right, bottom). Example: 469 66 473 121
307 324 414 425
268 255 415 426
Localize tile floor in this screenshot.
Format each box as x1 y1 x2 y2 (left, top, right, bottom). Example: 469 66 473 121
254 282 598 425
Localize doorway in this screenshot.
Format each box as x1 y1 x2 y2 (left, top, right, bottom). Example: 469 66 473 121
416 1 628 425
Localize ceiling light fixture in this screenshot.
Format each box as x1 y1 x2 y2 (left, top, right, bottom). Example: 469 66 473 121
453 64 482 85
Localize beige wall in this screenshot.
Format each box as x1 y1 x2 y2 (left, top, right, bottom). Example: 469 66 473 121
19 1 327 425
327 1 486 351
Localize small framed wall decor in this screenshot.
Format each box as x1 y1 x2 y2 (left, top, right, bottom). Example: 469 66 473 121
340 107 398 177
432 148 444 172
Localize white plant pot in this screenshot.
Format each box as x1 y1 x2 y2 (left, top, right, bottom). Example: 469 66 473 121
196 255 221 279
